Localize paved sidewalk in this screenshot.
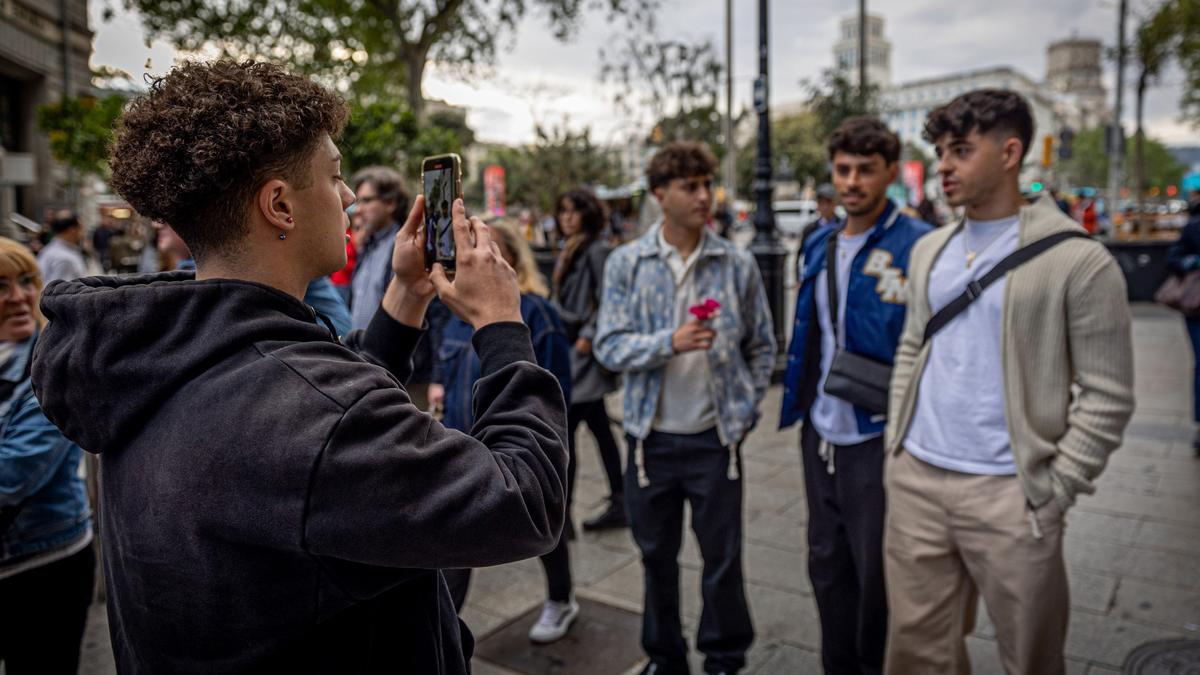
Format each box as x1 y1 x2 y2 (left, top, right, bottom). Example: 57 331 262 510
76 304 1200 674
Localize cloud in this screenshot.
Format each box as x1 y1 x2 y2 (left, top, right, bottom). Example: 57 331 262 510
90 0 1198 146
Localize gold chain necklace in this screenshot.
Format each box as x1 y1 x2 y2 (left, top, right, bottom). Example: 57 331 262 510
964 224 1014 269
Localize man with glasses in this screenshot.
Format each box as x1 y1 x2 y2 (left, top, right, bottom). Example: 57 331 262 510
350 166 409 331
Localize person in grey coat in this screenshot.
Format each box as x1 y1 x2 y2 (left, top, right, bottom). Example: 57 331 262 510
552 187 626 532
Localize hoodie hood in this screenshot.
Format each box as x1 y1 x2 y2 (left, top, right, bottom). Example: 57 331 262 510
31 271 333 455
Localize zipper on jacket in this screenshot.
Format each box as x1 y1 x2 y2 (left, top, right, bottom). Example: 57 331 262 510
1026 501 1044 540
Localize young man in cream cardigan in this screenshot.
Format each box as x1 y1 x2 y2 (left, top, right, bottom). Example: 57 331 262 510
883 89 1135 674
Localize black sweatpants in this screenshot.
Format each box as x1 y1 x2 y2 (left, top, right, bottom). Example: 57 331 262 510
625 429 754 674
800 422 887 675
0 543 95 675
567 399 624 506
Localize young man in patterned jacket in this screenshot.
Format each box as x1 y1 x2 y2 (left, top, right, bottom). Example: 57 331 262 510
595 141 776 675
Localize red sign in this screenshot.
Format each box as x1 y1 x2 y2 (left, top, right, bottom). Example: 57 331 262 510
902 161 925 204
484 165 507 216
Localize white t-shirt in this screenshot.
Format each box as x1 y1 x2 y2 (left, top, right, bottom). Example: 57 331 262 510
653 229 717 435
809 230 877 445
904 215 1020 475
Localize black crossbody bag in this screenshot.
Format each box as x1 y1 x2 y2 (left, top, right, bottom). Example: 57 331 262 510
822 227 1090 415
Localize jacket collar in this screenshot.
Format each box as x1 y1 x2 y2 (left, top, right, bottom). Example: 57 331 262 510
1017 194 1086 245
0 333 35 383
636 221 728 259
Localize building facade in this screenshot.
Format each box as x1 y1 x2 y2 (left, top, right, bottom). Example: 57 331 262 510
0 0 93 233
879 66 1077 172
1045 38 1109 129
833 14 892 90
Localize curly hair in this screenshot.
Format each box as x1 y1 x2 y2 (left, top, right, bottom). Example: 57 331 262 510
555 187 607 239
923 89 1034 162
827 116 900 164
109 60 349 261
646 141 718 191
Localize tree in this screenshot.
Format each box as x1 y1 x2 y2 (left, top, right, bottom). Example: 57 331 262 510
1175 0 1200 124
340 100 470 180
803 69 883 142
1132 2 1179 232
36 94 127 179
1060 127 1184 190
471 124 619 215
736 110 827 199
117 0 660 118
601 36 723 136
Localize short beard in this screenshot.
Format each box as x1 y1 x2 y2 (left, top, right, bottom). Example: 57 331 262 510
844 192 884 217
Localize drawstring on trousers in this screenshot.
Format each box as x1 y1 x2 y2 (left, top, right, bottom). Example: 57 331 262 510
818 438 837 475
727 444 740 480
634 438 649 488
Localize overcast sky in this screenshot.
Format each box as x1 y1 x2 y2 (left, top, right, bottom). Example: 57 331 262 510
91 0 1198 148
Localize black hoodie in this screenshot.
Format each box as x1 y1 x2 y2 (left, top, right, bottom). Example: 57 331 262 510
31 271 568 674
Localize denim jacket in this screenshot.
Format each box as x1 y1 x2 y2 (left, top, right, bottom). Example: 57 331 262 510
594 224 777 450
0 332 91 567
439 294 572 432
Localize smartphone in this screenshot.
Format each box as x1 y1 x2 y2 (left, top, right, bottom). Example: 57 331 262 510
421 153 464 274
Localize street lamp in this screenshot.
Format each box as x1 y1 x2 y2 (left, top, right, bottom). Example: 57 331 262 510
752 0 787 357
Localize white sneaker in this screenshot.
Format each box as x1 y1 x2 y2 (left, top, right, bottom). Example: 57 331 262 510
528 598 580 644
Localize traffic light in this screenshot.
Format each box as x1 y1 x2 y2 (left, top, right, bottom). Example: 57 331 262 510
1041 135 1054 168
1058 129 1074 160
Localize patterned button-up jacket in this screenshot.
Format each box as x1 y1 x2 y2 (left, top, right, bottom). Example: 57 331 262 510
595 223 777 445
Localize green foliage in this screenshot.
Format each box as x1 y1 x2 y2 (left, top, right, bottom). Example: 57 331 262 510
36 95 126 178
736 111 828 198
471 124 620 214
1060 127 1184 188
803 69 883 142
117 0 660 115
340 100 467 180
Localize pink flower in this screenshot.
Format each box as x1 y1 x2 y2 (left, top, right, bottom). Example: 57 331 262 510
689 298 722 321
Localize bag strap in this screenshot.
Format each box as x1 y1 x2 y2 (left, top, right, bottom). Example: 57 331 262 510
922 230 1091 345
825 228 841 347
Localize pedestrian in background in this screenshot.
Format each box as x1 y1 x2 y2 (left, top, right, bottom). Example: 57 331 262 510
349 166 408 331
596 141 776 675
0 237 94 675
439 220 577 643
885 89 1134 674
552 187 625 535
779 117 931 675
1164 189 1200 454
37 211 87 283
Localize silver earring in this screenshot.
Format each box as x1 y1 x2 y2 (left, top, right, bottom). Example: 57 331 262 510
279 233 287 240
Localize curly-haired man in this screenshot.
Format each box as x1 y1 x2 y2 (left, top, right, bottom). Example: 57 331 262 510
30 60 568 674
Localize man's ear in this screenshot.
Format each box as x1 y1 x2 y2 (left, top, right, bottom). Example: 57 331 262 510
886 161 899 184
1001 137 1025 173
256 179 295 236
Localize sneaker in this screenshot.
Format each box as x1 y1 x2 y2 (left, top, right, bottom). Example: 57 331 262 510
582 499 627 531
529 599 579 643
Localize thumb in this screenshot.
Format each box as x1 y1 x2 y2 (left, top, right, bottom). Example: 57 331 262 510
429 263 453 298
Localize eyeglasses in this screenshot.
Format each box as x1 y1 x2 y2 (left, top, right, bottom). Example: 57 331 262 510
357 195 380 205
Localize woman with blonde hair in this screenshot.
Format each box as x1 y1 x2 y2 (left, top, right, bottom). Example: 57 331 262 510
439 219 579 643
0 238 94 674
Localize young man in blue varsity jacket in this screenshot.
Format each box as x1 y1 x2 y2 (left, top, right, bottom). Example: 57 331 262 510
779 117 932 675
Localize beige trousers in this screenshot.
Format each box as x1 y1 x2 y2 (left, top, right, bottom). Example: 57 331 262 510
883 451 1069 675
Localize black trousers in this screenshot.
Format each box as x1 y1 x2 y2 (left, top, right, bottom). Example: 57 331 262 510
800 422 888 675
0 543 95 675
625 429 753 674
567 399 624 506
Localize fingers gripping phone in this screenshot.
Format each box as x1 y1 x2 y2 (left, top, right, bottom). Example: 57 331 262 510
422 154 464 274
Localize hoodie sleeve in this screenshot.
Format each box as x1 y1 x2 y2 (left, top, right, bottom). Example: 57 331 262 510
302 322 569 570
342 307 425 384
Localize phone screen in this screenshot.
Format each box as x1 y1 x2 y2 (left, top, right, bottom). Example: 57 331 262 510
423 156 458 272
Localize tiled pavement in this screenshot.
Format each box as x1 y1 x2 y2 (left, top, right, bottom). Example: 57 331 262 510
77 303 1200 674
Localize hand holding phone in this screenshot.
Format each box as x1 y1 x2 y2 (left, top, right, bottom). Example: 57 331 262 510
430 200 522 330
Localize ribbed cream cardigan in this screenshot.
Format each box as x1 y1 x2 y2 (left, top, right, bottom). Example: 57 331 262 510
886 196 1135 511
